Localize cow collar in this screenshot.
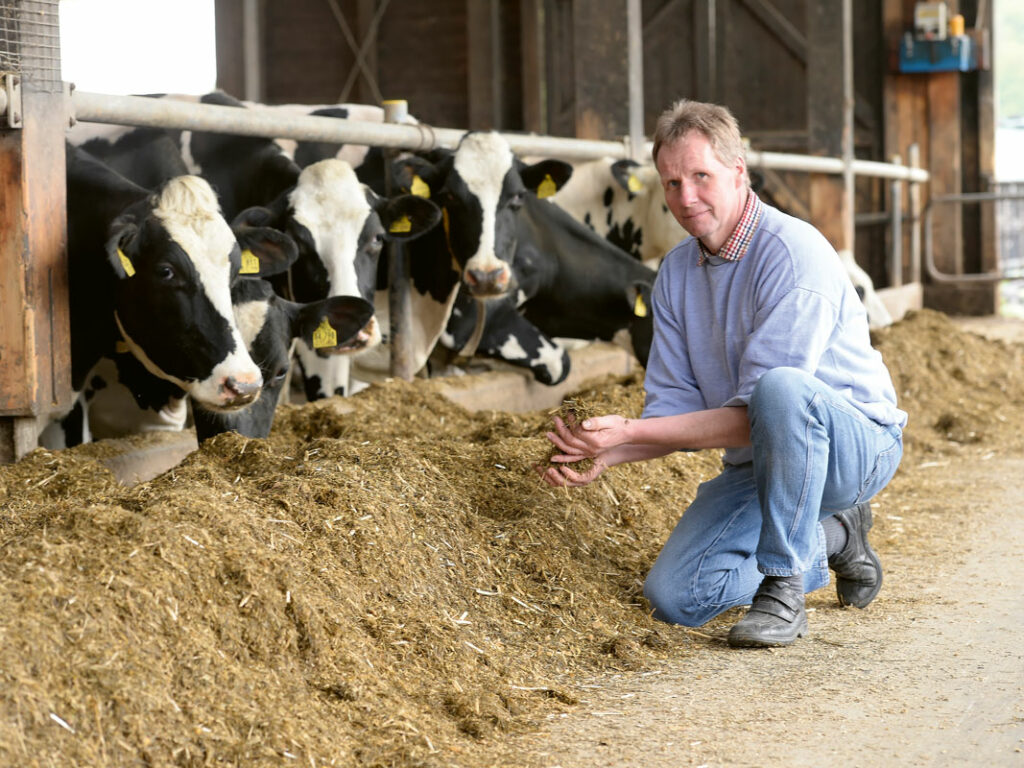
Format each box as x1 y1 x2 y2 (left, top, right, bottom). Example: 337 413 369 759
441 206 486 359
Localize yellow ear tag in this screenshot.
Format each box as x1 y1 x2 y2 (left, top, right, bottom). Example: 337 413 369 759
117 248 135 277
312 316 338 349
633 293 648 317
389 214 412 234
239 249 260 275
537 174 557 199
411 175 431 198
627 173 644 193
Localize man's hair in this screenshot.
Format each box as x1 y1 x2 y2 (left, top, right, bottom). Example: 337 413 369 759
651 99 749 185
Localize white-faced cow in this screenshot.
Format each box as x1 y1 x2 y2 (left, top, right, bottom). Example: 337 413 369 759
47 144 297 447
435 191 657 382
348 132 574 384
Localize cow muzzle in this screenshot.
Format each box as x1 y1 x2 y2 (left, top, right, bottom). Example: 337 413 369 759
217 375 262 410
464 265 511 298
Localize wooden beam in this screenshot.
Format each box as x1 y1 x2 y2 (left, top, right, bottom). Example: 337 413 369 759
520 0 545 132
354 0 381 105
692 0 716 102
467 0 502 129
0 87 71 461
927 71 963 275
571 0 629 139
806 0 854 253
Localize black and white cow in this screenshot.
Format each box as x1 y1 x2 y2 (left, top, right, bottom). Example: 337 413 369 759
348 132 574 384
549 157 685 269
70 92 441 400
436 191 657 381
49 144 296 447
192 279 373 441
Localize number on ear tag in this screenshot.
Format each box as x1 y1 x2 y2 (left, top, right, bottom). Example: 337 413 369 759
240 249 260 275
633 293 648 317
411 175 431 198
312 316 338 349
117 248 135 277
537 174 557 199
389 215 412 234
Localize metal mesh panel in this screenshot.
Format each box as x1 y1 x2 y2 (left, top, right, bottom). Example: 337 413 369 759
0 0 61 92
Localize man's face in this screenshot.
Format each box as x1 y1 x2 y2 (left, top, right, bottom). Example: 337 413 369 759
655 131 747 254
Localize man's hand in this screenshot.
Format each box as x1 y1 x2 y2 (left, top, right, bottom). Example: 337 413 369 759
537 455 609 487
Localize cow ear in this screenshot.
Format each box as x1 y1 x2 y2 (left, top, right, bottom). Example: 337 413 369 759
519 159 573 198
626 279 652 317
292 296 374 351
105 222 139 280
377 194 442 242
390 152 450 198
231 207 299 278
610 159 643 193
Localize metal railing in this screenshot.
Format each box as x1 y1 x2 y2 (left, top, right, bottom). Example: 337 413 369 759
924 189 1024 283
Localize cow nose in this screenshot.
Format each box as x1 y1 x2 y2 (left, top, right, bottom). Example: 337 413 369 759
465 266 510 297
221 376 262 407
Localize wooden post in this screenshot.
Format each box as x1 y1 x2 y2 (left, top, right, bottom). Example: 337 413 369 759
467 0 502 129
0 76 71 462
571 0 629 140
520 0 546 133
806 0 854 253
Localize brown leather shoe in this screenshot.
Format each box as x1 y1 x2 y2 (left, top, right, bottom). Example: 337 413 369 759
829 502 883 608
727 575 808 648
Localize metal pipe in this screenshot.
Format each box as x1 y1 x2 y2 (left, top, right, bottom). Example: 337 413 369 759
72 90 931 182
382 100 414 382
909 143 922 283
242 0 262 102
924 191 1024 282
890 169 903 288
626 0 645 161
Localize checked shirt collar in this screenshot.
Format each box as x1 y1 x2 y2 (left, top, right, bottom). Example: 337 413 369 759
696 190 764 266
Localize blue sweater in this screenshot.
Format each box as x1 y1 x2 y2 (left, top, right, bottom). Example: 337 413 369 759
642 202 907 465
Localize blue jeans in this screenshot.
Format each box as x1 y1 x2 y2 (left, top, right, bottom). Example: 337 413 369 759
643 367 903 627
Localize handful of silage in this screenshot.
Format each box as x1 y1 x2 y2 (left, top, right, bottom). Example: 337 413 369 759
545 397 599 472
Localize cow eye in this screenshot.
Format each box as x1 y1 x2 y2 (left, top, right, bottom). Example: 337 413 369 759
155 264 176 282
271 365 289 384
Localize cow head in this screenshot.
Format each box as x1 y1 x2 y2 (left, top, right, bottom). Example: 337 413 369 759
193 277 374 441
393 132 572 299
258 158 440 356
105 175 294 412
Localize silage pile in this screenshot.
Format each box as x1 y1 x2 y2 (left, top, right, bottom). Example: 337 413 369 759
0 374 722 767
1 308 1022 767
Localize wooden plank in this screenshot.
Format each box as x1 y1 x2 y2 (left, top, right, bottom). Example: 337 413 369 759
806 0 852 252
467 0 501 129
927 71 962 275
520 0 545 132
214 0 246 97
354 0 381 105
571 0 629 139
0 89 71 462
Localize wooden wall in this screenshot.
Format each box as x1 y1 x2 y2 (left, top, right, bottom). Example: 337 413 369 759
213 0 995 309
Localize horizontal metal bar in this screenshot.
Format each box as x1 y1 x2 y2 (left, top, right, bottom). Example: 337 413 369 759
923 192 1024 283
69 90 931 182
